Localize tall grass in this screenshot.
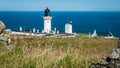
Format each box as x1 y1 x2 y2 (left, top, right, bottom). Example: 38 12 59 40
0 35 118 68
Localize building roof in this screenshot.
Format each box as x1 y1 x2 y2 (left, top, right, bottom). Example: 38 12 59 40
67 21 72 25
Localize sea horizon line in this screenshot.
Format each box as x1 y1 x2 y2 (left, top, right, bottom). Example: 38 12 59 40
0 10 120 12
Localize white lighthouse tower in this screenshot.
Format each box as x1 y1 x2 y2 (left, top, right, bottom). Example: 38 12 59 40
65 21 72 34
43 8 52 33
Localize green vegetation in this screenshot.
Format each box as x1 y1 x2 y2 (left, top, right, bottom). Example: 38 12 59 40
0 36 118 68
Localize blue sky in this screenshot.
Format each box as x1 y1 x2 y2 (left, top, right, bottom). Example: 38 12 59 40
0 0 120 11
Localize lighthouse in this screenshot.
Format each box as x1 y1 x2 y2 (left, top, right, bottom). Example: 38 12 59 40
43 8 52 33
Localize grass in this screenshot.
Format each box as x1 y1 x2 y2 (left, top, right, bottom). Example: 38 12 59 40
0 35 118 68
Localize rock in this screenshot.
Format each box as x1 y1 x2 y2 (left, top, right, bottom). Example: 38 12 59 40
7 38 11 45
4 29 11 34
108 48 120 59
4 29 12 38
0 21 12 46
0 21 6 34
90 38 120 68
0 35 7 41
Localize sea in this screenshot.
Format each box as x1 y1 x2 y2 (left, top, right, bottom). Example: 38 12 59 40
0 11 120 37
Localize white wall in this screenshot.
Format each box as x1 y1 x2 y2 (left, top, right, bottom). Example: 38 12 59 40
43 16 52 33
65 23 72 34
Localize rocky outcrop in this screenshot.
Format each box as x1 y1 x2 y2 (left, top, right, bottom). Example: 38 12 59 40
90 38 120 68
0 20 5 34
0 20 12 46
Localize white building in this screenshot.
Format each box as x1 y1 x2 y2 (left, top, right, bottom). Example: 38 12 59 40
57 30 59 34
20 26 22 32
52 28 56 34
37 29 39 33
65 21 72 34
91 30 98 37
104 31 115 38
43 8 52 33
33 28 36 33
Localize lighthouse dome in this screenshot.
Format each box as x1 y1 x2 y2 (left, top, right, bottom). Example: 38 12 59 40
44 7 50 16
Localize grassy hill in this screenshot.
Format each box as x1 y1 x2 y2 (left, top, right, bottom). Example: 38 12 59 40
0 36 118 68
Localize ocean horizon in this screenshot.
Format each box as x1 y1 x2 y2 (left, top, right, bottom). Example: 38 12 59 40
0 11 120 37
